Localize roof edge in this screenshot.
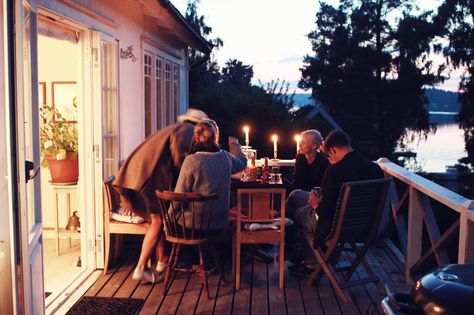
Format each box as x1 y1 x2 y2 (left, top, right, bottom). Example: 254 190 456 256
158 0 213 54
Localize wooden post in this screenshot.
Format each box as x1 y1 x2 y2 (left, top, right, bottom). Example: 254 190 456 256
406 187 423 283
458 210 474 263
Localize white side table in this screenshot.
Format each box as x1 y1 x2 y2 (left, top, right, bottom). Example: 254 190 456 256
51 183 78 256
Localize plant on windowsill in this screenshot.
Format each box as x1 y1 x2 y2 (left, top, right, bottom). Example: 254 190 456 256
40 97 79 184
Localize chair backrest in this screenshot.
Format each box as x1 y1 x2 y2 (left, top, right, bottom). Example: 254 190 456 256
155 190 219 241
104 175 119 224
326 177 392 243
237 188 286 222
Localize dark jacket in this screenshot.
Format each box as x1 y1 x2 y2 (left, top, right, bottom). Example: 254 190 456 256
293 152 330 191
113 122 194 218
313 151 384 244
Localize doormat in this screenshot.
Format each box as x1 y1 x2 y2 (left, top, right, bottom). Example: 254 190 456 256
65 296 144 315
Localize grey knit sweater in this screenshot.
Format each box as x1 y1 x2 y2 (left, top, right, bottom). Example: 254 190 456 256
173 142 247 230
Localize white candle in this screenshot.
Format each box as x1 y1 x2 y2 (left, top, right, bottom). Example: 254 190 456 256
271 134 278 159
294 134 300 155
243 126 250 146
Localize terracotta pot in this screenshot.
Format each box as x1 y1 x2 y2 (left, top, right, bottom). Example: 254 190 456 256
45 152 79 184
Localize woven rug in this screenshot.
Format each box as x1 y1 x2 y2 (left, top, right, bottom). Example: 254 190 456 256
66 296 144 315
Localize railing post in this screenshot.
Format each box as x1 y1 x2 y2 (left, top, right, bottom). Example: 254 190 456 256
458 210 474 263
406 187 423 283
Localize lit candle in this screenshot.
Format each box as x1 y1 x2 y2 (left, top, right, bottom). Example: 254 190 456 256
294 134 301 155
271 134 278 159
243 126 250 147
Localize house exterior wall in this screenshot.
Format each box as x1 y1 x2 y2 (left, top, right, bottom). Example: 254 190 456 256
36 0 190 159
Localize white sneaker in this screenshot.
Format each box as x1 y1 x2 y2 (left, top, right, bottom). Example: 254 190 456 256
132 268 163 284
155 261 168 274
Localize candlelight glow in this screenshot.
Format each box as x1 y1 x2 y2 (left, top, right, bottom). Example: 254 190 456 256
271 134 278 159
294 134 301 155
243 126 250 146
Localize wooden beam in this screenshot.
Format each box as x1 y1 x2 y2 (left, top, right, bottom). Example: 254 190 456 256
417 194 450 266
459 210 474 263
406 187 423 283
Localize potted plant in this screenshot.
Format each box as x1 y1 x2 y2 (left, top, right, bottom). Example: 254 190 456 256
40 97 79 184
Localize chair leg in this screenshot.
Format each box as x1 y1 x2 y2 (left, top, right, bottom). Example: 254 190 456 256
232 232 236 276
279 243 284 289
313 247 349 303
163 243 177 296
104 233 110 275
236 239 241 290
198 246 210 299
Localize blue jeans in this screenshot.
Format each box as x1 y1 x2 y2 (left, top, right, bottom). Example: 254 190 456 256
285 190 318 257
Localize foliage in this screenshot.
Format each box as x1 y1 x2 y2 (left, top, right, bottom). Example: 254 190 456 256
184 1 298 159
299 0 440 159
40 98 78 166
435 0 474 167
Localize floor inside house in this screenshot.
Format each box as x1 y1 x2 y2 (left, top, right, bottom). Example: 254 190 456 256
43 238 82 297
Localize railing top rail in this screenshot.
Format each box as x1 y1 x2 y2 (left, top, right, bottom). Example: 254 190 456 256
377 158 474 214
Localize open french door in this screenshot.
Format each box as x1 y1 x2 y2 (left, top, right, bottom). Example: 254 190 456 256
8 1 45 314
91 31 120 269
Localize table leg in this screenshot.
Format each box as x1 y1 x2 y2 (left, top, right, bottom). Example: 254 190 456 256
66 193 71 248
54 192 60 256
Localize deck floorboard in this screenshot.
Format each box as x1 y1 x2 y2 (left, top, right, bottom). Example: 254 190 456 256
82 243 405 314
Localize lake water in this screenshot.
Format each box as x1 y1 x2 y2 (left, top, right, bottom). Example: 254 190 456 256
397 113 466 173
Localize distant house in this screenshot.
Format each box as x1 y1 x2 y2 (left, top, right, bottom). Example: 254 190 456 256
0 1 211 313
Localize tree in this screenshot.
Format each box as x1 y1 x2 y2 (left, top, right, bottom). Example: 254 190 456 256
435 0 474 167
184 1 296 158
299 0 439 159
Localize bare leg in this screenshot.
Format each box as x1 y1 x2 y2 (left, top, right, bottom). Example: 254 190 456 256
156 231 170 263
136 214 162 271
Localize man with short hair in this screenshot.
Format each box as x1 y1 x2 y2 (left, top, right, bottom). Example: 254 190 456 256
287 129 383 275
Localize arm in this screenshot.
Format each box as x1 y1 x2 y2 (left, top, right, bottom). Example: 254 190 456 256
228 137 247 174
314 166 340 220
174 156 195 193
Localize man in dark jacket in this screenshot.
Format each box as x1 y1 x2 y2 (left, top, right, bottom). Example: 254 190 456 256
113 108 207 283
287 129 383 275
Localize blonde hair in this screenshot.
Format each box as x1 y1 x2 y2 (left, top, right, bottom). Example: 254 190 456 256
190 119 220 153
301 129 323 147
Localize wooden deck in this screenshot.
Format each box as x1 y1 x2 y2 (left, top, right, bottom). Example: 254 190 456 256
83 240 405 315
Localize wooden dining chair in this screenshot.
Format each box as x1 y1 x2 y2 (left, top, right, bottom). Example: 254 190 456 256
103 176 149 274
155 190 220 299
233 188 286 289
305 177 392 303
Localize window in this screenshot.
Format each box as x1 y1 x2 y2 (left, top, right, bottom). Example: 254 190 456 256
101 40 119 178
143 49 181 137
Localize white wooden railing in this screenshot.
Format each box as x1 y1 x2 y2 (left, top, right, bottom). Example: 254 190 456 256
376 158 474 283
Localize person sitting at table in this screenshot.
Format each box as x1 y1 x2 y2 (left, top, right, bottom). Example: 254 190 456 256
293 129 330 191
284 129 329 262
286 129 383 275
174 118 247 231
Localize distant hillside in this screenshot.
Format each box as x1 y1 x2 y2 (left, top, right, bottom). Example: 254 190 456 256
293 89 460 112
424 88 460 112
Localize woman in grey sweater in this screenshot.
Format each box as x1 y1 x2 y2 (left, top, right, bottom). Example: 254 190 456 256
173 119 247 230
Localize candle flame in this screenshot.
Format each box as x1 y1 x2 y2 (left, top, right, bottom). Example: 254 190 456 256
294 134 300 142
271 134 278 141
243 126 249 132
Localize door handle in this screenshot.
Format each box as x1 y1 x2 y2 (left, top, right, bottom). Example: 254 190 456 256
25 160 40 183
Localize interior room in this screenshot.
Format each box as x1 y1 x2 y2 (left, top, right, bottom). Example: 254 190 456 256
38 19 83 299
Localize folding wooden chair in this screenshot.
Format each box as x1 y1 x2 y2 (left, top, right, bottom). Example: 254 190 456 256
306 178 392 303
155 190 220 299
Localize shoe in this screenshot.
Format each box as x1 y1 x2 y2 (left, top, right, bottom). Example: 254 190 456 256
132 268 163 284
155 261 168 274
288 263 314 277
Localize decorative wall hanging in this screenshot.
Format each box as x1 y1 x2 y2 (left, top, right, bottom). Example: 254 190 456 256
120 45 137 62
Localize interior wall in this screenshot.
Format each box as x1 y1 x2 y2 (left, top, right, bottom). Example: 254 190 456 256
0 2 14 313
38 34 79 230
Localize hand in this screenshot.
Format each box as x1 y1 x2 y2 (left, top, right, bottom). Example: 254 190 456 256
308 192 320 209
228 136 239 145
